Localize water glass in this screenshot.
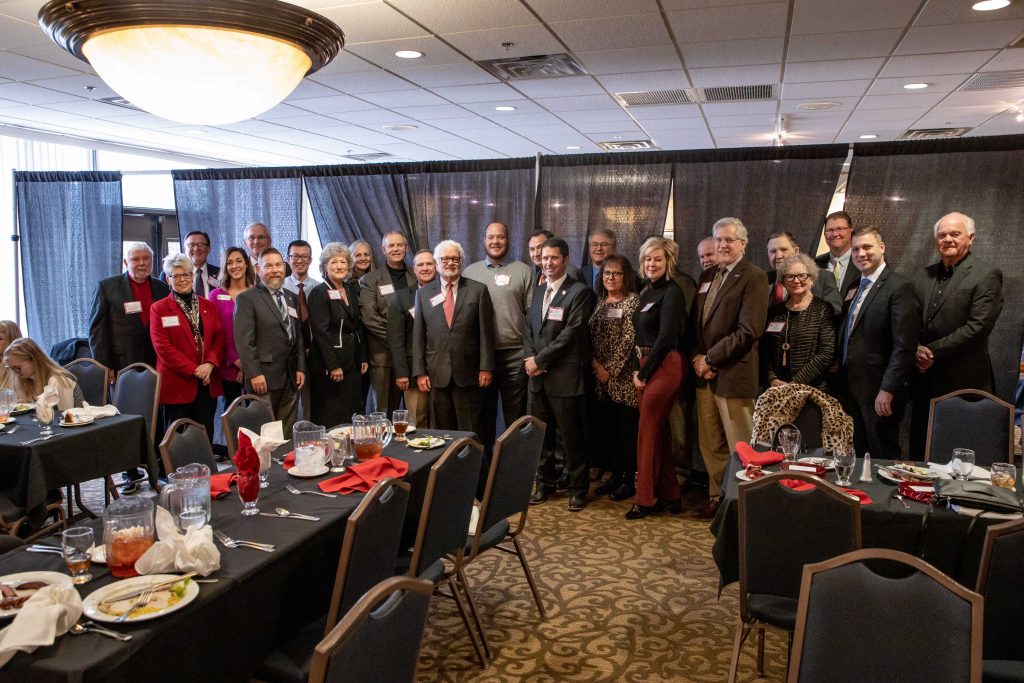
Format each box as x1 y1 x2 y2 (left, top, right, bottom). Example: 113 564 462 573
0 388 14 423
834 447 856 487
37 404 53 436
62 526 94 585
991 462 1016 491
330 432 351 473
777 427 801 461
951 448 975 481
393 409 409 442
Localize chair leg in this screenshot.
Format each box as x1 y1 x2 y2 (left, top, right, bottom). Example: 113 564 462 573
756 625 766 676
511 536 547 618
456 565 492 660
446 576 488 669
727 618 752 683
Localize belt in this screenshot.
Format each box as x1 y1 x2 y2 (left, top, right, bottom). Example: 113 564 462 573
636 346 653 359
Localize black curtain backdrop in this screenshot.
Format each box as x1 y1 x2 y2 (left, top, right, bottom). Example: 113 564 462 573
16 171 122 351
672 145 848 278
538 152 671 270
844 135 1024 402
171 167 302 268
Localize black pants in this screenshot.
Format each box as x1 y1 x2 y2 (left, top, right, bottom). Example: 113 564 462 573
605 399 639 481
310 369 362 429
531 389 589 498
478 348 528 450
431 383 481 435
161 384 218 446
843 391 906 458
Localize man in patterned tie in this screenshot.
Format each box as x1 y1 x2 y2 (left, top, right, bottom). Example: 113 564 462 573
181 231 219 298
814 211 860 299
284 239 320 421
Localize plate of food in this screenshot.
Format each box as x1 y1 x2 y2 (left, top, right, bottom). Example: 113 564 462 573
407 436 445 450
798 456 835 471
83 574 198 624
736 464 774 482
0 571 74 618
11 404 33 415
59 411 95 427
878 462 944 484
0 416 15 425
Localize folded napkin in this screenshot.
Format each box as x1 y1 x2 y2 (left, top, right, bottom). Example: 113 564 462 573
64 403 120 420
135 507 220 577
779 478 874 505
34 385 59 424
281 452 295 470
238 421 288 474
897 481 935 505
0 584 82 668
319 456 409 494
233 432 261 502
929 462 992 481
210 472 237 499
737 441 785 467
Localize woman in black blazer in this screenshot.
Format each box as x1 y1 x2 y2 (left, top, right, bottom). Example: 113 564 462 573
307 242 368 427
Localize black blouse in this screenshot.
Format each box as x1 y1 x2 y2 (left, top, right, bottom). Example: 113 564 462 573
762 297 835 391
633 277 686 382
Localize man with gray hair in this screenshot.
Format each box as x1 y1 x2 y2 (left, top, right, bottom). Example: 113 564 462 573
909 211 1004 457
88 241 170 494
243 222 272 264
581 228 617 292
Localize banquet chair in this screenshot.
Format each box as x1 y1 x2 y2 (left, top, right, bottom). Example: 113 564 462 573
63 358 109 406
925 389 1014 467
221 393 274 456
788 548 982 683
308 576 433 683
257 478 411 683
0 535 22 557
395 438 487 668
461 416 547 657
0 491 65 543
976 518 1024 681
109 363 161 501
728 472 861 683
158 419 218 473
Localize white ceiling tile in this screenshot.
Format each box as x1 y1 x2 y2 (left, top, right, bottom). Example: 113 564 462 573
666 3 789 42
528 0 660 22
441 25 563 61
429 83 526 103
429 116 503 131
627 103 704 120
272 113 351 131
781 80 872 98
8 44 93 73
391 63 499 87
37 99 141 118
0 51 81 81
558 108 635 124
702 100 778 116
332 107 407 124
858 92 947 109
316 2 430 42
967 111 1024 136
791 0 920 34
505 123 580 137
780 97 861 112
308 70 415 94
650 130 714 148
511 76 606 98
785 58 884 83
573 119 643 134
585 131 652 142
387 0 538 33
0 14 53 51
534 94 623 112
0 104 85 123
253 103 312 120
689 64 782 87
345 37 468 69
312 51 376 76
113 113 188 129
866 74 971 95
596 70 691 93
288 94 378 114
896 21 1024 55
879 51 998 78
461 100 547 116
549 14 672 52
357 89 449 107
915 0 1024 26
387 128 465 143
322 129 401 145
639 116 708 130
846 107 930 122
836 127 907 139
499 113 567 127
683 37 784 68
787 29 902 62
216 120 292 135
981 50 1024 72
288 79 345 99
392 103 475 120
939 88 1024 108
574 46 683 75
915 108 1004 128
7 79 99 104
707 114 777 128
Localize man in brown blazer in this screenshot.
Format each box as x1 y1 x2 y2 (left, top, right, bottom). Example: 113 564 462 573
689 218 769 518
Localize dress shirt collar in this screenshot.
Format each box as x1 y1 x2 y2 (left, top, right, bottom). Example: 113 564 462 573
546 273 568 293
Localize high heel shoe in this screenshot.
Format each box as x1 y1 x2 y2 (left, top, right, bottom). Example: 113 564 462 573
625 504 654 520
654 499 682 515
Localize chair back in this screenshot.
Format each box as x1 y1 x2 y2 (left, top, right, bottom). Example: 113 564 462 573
64 358 110 407
324 478 410 636
469 416 546 560
738 472 861 617
925 389 1014 466
309 576 432 683
407 438 484 577
976 518 1024 661
158 419 218 473
113 363 161 444
221 394 275 455
792 402 823 449
789 548 983 683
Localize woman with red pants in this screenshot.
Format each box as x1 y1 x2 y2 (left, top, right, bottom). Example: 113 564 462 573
627 237 686 520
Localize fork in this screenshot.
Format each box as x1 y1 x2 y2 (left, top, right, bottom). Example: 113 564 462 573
286 484 337 498
893 493 910 510
212 528 275 552
20 434 59 445
115 587 153 624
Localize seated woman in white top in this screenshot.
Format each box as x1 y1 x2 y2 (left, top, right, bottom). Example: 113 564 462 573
2 337 83 410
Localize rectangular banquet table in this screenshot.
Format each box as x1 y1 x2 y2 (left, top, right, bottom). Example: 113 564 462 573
0 429 473 682
710 451 1017 590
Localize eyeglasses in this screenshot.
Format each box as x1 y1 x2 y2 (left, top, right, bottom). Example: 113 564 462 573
438 256 462 264
603 271 625 278
824 227 851 235
288 254 311 262
185 242 210 249
171 273 194 281
590 242 613 249
714 237 742 245
782 273 811 283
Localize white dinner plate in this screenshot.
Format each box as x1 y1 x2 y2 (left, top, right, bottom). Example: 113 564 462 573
11 405 33 415
797 457 835 471
288 465 329 478
736 468 775 482
0 571 74 619
877 466 946 485
328 426 351 439
89 545 106 565
59 414 95 427
83 574 199 624
0 416 15 425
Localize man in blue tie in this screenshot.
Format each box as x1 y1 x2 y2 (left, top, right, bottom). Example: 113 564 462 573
581 229 617 292
839 227 919 458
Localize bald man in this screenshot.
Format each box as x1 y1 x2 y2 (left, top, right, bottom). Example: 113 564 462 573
697 237 717 273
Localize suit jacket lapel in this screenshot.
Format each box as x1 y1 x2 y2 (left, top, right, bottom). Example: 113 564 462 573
451 279 468 324
851 269 887 334
927 257 972 322
704 263 741 323
259 285 290 335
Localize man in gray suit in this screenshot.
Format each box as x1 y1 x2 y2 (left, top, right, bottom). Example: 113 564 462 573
413 240 494 434
234 248 306 437
766 231 842 314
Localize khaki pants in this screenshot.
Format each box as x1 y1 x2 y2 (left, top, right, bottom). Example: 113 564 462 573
695 386 754 497
403 385 430 429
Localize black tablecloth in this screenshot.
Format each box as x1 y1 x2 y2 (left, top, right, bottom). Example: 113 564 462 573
0 415 157 525
710 452 1013 589
0 429 470 683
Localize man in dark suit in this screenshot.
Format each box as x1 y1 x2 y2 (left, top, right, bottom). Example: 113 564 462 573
412 240 494 434
88 241 170 494
909 212 1004 458
815 211 860 299
690 218 768 519
234 248 306 437
388 249 436 429
525 237 595 512
528 229 583 287
839 228 919 458
580 228 617 292
160 231 220 297
766 231 842 314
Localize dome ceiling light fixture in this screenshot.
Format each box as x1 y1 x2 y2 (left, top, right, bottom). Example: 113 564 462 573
38 0 345 125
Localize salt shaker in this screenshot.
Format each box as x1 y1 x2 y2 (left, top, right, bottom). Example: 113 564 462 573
859 451 873 483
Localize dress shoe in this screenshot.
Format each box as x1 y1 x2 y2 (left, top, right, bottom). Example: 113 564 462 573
608 483 636 501
119 480 141 496
589 467 605 482
694 498 722 520
593 479 619 496
530 486 553 505
567 495 587 512
625 504 655 520
555 471 570 491
654 498 683 515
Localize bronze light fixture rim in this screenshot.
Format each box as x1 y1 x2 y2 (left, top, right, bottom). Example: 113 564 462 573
38 0 346 74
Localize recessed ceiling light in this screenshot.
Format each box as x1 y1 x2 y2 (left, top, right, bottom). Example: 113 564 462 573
798 101 840 111
494 105 516 111
1017 111 1024 122
859 134 878 139
903 83 929 90
566 145 581 150
382 124 417 131
394 50 423 59
972 0 1010 10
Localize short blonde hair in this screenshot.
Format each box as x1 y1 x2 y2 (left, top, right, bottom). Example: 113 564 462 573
319 242 352 280
638 236 678 276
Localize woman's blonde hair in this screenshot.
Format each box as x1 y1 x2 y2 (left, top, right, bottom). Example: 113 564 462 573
0 320 22 354
638 236 678 278
3 337 74 400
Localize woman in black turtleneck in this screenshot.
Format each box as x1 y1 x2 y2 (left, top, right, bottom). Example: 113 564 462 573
150 253 226 446
627 237 687 520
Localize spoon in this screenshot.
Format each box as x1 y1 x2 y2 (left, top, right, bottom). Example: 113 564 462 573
69 622 132 642
275 507 320 521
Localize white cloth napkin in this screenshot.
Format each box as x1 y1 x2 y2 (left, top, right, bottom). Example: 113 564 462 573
928 462 992 481
135 507 220 577
65 403 120 420
0 584 82 668
238 421 288 472
34 385 59 424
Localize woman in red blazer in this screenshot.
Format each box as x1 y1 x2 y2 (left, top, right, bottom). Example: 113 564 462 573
151 253 225 443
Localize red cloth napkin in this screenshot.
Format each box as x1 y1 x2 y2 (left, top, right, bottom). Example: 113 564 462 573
897 481 935 504
318 456 409 494
737 441 784 467
232 431 261 501
210 472 237 499
779 478 874 505
282 452 295 471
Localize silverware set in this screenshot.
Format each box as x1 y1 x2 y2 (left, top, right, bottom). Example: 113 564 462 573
19 434 61 445
286 483 336 498
213 528 275 552
259 507 320 521
69 621 132 641
115 587 154 624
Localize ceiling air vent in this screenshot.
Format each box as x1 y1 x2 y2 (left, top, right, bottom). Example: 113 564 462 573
898 127 972 140
957 70 1024 91
98 96 143 112
475 53 588 81
597 140 658 151
695 84 777 103
342 152 393 162
615 89 695 107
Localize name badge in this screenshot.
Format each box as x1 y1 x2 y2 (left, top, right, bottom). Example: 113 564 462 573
328 289 342 300
208 275 219 288
124 301 142 314
844 287 858 302
161 316 179 328
547 306 564 321
217 294 231 301
378 284 395 296
430 293 445 307
605 308 623 319
407 307 416 317
287 306 298 318
766 321 785 333
698 282 711 294
494 274 511 286
640 302 655 313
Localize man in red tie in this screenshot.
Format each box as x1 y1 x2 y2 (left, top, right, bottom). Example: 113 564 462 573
284 239 320 420
412 240 494 433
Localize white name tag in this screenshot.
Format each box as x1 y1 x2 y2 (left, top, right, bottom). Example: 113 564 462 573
698 282 711 294
208 276 219 288
787 464 818 473
909 485 932 493
640 302 655 313
287 306 298 318
161 316 179 328
407 307 415 317
547 306 564 321
844 287 857 302
328 289 342 300
766 321 785 333
605 308 623 319
378 284 395 296
217 294 231 301
494 274 511 286
124 301 142 314
430 293 445 307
